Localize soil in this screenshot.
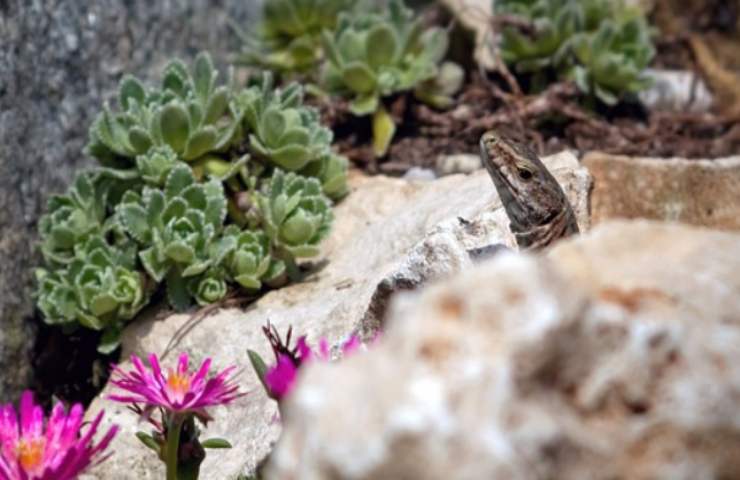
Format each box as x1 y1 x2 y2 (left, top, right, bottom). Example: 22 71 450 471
320 69 740 175
30 319 117 410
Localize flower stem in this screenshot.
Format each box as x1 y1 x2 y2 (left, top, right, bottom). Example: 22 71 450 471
166 414 185 480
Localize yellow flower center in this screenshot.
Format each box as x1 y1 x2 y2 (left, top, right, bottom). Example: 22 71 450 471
16 437 45 473
166 372 191 400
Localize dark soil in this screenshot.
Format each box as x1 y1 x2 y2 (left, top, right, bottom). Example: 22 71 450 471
318 72 740 175
30 319 118 410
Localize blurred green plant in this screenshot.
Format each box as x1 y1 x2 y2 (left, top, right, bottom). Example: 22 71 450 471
494 0 654 105
86 52 244 166
238 0 358 75
321 0 463 156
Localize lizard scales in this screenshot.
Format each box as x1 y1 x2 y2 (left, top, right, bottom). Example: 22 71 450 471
479 130 579 249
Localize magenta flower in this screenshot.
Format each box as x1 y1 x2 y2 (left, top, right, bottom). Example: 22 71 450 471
0 390 117 480
257 323 364 401
108 353 244 414
263 355 298 400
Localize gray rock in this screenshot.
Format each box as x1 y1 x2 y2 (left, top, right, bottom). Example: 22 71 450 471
402 166 437 181
267 221 740 480
0 0 261 402
82 153 590 479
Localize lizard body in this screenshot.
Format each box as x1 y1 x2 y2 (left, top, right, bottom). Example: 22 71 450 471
479 130 579 249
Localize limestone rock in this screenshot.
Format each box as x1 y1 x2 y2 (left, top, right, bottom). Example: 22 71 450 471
639 69 713 113
266 221 740 479
583 152 740 231
0 0 260 402
82 154 590 479
435 153 482 176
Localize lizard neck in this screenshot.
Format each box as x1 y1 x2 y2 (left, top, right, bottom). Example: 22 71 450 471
512 204 579 250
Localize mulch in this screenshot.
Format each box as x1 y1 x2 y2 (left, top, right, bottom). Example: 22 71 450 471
317 72 740 175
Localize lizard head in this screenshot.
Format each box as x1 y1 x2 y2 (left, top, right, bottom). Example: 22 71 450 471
479 130 569 232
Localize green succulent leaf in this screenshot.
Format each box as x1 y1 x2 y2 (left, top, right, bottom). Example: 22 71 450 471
160 103 191 154
372 105 396 157
119 75 146 110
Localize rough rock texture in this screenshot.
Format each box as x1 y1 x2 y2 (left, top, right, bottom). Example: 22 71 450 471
82 154 590 479
267 221 740 480
583 152 740 231
0 0 260 402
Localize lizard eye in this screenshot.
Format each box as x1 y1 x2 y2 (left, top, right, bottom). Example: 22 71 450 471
517 168 534 181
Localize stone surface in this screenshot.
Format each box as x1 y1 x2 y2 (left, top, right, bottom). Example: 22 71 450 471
639 69 713 113
435 153 482 176
0 0 261 402
440 0 496 71
267 221 740 480
583 152 740 231
83 154 590 479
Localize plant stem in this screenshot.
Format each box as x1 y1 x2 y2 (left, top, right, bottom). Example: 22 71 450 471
166 414 185 480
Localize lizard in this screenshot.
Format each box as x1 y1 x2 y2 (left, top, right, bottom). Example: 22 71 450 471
478 130 579 250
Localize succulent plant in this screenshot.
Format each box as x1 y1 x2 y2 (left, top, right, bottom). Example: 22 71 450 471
494 0 654 104
238 73 333 172
36 49 348 346
136 145 181 187
495 0 591 71
117 164 231 309
240 0 358 75
299 152 349 200
86 52 243 166
35 235 148 353
38 172 109 266
222 225 286 291
257 170 333 273
569 15 655 105
187 269 229 307
321 0 461 156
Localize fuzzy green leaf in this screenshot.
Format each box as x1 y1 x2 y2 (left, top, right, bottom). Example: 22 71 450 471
160 103 191 154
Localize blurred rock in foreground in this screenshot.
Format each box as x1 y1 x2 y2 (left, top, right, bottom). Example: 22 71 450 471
268 221 740 480
0 0 260 402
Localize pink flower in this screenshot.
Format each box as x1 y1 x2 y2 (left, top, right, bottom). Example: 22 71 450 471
262 330 364 401
0 390 117 480
263 355 298 400
108 353 244 414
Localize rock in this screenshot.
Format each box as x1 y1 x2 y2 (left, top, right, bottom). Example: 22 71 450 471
402 167 437 181
638 69 713 113
82 153 590 479
439 0 496 71
266 221 740 480
0 0 261 402
583 152 740 231
435 153 482 176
